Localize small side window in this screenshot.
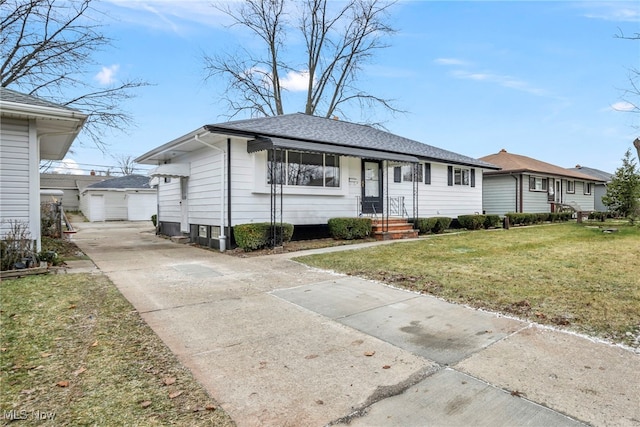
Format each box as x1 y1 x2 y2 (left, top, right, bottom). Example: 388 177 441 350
394 167 401 183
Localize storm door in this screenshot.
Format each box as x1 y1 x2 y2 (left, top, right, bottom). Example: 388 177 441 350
362 160 383 214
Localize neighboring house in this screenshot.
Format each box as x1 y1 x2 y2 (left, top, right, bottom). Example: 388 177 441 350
79 175 156 222
40 173 107 211
566 165 612 212
135 113 498 250
0 87 86 251
480 149 604 215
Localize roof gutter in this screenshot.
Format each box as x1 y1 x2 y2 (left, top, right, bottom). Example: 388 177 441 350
194 132 227 252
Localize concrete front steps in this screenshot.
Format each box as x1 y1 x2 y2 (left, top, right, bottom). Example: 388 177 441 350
371 218 418 240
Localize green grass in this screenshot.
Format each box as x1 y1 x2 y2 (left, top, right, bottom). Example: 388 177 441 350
296 222 640 347
1 273 235 426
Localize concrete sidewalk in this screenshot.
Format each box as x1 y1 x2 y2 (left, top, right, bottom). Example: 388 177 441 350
71 221 640 427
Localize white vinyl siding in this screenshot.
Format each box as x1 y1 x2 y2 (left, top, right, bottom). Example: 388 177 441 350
482 175 517 215
155 138 487 229
189 146 224 225
127 193 157 221
157 176 181 223
388 162 483 217
0 118 39 243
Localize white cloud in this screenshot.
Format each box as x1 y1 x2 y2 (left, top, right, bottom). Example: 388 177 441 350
580 3 640 22
610 101 636 112
53 159 84 175
101 0 233 32
280 70 311 92
95 64 120 85
434 58 470 66
451 70 548 96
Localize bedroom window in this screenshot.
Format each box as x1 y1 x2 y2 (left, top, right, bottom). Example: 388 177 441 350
454 167 470 186
267 150 340 187
529 176 547 192
566 180 575 193
584 182 592 195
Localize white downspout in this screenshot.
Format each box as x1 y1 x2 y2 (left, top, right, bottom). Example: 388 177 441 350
194 133 226 252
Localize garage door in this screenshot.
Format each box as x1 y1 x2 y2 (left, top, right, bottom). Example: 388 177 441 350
127 193 157 221
89 195 105 222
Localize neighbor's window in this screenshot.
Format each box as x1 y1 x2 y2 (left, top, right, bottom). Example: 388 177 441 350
454 167 470 186
584 182 592 195
267 150 340 187
566 180 575 193
529 176 547 192
424 163 431 184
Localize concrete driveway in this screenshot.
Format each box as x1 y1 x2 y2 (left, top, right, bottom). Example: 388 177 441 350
71 221 640 427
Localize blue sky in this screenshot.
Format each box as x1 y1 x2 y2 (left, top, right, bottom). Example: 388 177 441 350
55 0 639 175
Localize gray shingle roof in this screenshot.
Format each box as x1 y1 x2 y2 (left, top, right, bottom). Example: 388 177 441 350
206 113 497 169
87 175 151 189
0 87 78 111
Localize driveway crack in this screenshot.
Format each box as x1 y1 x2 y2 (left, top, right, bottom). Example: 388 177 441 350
327 364 441 425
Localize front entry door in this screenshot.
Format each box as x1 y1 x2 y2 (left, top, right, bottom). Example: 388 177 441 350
362 160 382 214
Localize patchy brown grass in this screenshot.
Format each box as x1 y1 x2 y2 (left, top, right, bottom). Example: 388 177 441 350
295 222 640 348
0 273 235 426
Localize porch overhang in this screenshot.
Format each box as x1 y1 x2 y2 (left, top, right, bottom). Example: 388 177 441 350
247 137 419 163
148 163 190 178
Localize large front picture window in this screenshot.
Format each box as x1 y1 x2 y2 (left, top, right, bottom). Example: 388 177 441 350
268 150 340 187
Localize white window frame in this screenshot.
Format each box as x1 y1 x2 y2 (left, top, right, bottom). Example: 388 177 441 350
454 167 470 186
566 180 575 194
267 150 341 188
529 176 547 192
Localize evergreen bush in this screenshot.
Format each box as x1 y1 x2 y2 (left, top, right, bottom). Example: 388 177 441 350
233 222 294 251
327 217 372 240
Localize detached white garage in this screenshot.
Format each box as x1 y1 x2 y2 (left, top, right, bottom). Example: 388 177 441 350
80 175 156 222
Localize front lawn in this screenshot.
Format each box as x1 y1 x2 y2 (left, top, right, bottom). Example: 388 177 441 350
0 273 235 426
295 222 640 348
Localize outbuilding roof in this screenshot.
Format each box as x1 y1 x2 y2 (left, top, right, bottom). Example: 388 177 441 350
480 149 605 181
86 174 151 189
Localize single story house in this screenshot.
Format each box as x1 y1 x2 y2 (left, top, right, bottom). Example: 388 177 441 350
566 165 612 212
80 175 156 222
0 87 87 251
480 149 604 215
40 173 107 211
135 113 498 250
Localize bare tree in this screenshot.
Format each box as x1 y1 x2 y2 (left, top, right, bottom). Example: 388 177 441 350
615 30 639 121
113 154 137 176
203 0 399 121
1 0 149 150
